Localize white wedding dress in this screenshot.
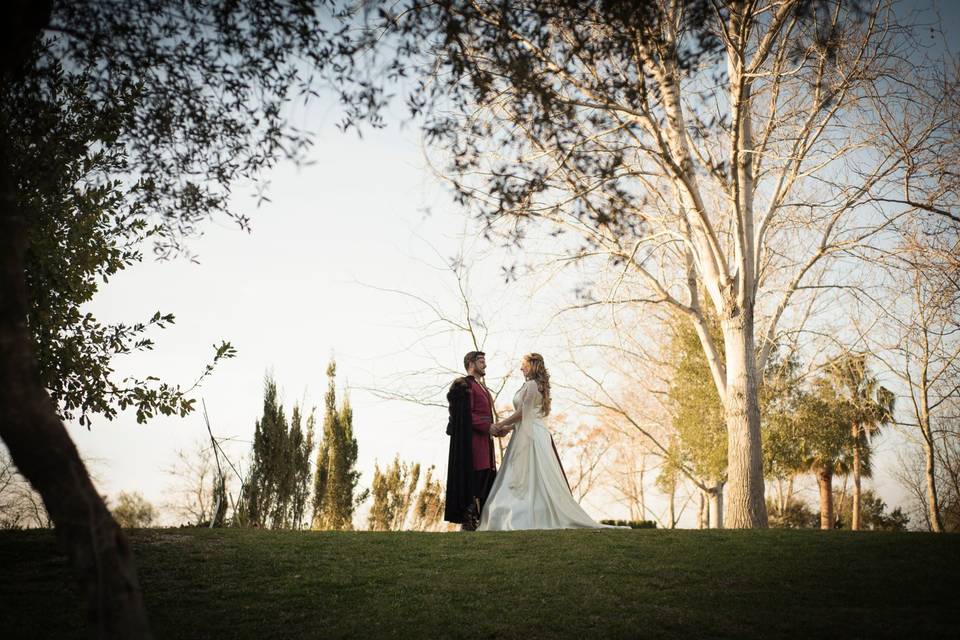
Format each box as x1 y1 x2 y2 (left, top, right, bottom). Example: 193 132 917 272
478 380 613 530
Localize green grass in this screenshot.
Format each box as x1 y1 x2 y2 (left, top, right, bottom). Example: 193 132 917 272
1 528 958 639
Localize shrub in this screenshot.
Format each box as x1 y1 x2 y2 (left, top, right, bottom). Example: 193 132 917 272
600 519 657 529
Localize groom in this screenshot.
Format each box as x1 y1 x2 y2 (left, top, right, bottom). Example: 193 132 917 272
444 350 497 531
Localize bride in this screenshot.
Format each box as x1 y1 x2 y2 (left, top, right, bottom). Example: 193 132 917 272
478 353 613 530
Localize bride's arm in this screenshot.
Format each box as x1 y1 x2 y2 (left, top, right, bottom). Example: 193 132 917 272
492 382 534 434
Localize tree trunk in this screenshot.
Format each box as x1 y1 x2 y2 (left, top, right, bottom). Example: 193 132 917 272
775 477 785 515
0 96 153 638
638 462 646 521
709 482 725 529
722 307 768 528
920 416 944 532
668 481 676 529
835 474 848 526
851 423 862 531
698 491 707 529
816 464 834 530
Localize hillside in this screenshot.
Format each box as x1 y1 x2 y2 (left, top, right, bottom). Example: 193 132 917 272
1 528 958 639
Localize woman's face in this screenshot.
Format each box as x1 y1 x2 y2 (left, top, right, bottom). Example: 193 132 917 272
521 358 531 377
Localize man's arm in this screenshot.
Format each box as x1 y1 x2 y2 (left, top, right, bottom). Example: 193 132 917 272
464 379 493 433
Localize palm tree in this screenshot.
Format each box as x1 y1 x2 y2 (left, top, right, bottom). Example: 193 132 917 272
798 381 854 530
827 354 896 530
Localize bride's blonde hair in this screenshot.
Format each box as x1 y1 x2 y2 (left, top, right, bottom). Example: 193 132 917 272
525 353 551 416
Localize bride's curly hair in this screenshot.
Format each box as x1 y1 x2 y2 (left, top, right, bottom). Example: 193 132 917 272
524 353 551 416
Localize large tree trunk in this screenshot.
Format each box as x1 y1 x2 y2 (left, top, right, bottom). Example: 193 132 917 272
852 423 862 531
697 491 707 529
722 308 768 528
1 174 153 638
709 482 725 529
0 153 153 640
816 464 834 530
1 9 152 634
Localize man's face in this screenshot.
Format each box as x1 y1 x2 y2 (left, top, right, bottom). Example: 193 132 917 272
473 356 487 376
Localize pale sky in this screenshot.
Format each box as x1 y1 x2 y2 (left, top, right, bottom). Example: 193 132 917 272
63 100 620 526
12 1 958 529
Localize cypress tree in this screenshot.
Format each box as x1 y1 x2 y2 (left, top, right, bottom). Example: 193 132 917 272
312 360 364 530
289 406 315 529
238 375 312 529
239 377 284 527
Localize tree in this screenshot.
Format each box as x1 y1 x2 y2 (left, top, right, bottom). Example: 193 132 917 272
798 380 854 530
666 310 727 527
870 226 959 533
565 315 725 528
164 440 220 527
357 0 926 528
654 439 684 529
1 2 358 634
852 23 960 533
110 492 156 529
549 413 613 503
664 307 809 528
367 456 421 531
236 376 316 530
606 431 656 525
765 496 818 529
367 457 445 531
871 46 959 227
409 465 446 532
1 448 51 529
4 44 238 430
761 349 808 523
824 354 894 530
832 488 908 531
933 409 960 532
238 377 287 528
355 237 516 465
895 401 960 533
289 406 316 530
312 361 365 530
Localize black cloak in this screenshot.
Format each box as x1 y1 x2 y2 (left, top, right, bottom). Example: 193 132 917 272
444 376 477 523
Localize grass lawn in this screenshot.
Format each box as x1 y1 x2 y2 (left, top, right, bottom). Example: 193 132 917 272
1 528 958 639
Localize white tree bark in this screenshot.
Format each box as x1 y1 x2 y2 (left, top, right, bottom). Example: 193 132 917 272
721 297 767 527
430 0 925 528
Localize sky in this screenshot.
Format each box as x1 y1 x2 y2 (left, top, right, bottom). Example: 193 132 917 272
8 0 959 529
62 101 592 525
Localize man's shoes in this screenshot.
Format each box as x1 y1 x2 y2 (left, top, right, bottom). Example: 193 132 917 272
460 503 481 531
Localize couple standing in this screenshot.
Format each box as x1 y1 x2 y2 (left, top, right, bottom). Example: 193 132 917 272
444 350 610 531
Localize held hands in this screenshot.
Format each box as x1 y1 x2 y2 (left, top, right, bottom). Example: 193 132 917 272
491 423 512 437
